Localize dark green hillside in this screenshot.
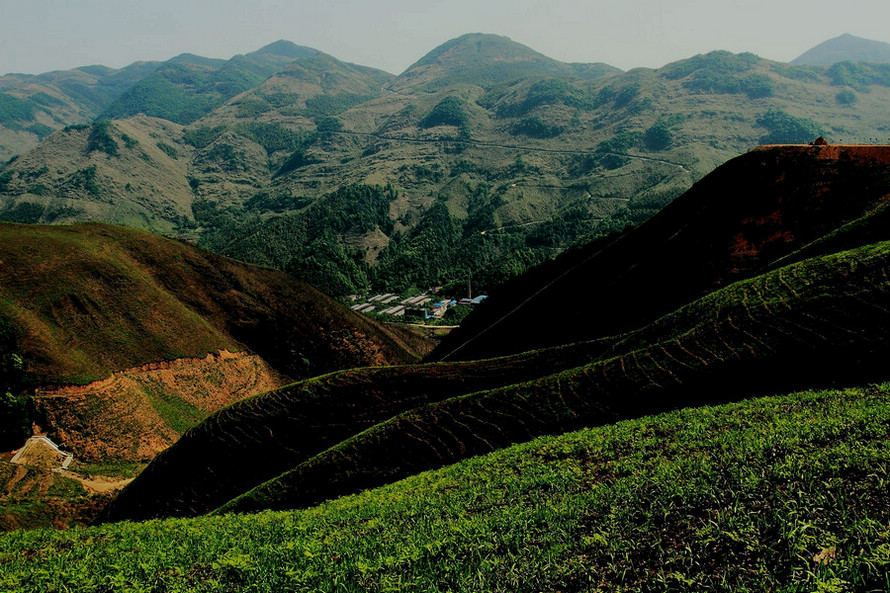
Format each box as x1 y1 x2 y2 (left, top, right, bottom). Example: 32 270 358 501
0 222 423 386
793 33 890 66
433 145 890 361
102 234 890 522
5 385 889 592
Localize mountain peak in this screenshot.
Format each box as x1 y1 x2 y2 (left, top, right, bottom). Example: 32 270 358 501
392 33 574 91
792 33 890 65
251 40 318 60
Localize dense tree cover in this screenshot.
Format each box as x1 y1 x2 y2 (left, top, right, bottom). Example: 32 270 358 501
286 231 371 295
98 60 268 125
200 185 397 293
496 78 596 118
510 116 564 138
195 181 575 295
304 93 373 116
0 203 43 224
182 126 227 149
827 61 890 91
836 89 858 105
660 51 774 98
643 121 673 151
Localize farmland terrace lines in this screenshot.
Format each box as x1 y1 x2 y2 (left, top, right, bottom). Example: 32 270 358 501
207 240 890 516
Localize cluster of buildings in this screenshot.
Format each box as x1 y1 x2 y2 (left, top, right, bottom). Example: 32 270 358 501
348 292 488 321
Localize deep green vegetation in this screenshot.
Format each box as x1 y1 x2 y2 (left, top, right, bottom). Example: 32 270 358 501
0 319 29 450
100 55 283 125
420 96 470 132
3 385 889 591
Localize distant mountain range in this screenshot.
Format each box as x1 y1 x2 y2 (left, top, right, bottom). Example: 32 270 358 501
3 33 890 296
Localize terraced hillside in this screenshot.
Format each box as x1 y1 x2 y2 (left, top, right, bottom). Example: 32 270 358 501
6 384 889 592
433 144 890 361
100 231 890 522
0 222 427 462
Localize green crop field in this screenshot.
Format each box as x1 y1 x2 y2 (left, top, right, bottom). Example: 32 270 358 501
1 384 888 592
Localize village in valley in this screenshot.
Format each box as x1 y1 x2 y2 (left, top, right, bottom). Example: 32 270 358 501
347 290 488 323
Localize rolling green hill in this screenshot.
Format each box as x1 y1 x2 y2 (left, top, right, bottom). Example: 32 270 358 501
4 384 888 592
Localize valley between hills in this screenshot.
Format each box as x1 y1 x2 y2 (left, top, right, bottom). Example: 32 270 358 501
0 31 889 592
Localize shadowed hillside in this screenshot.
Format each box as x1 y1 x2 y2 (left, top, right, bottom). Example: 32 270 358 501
96 337 619 520
99 234 890 522
431 144 890 361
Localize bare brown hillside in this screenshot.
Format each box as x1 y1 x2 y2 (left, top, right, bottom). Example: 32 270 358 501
35 350 284 462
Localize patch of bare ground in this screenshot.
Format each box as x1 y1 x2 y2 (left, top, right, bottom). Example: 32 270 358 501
56 471 133 493
35 350 285 462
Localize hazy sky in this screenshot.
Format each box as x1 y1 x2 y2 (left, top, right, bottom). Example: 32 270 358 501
2 0 890 76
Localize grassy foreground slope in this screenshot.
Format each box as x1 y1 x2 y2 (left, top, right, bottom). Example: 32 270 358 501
3 385 889 592
101 235 890 522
